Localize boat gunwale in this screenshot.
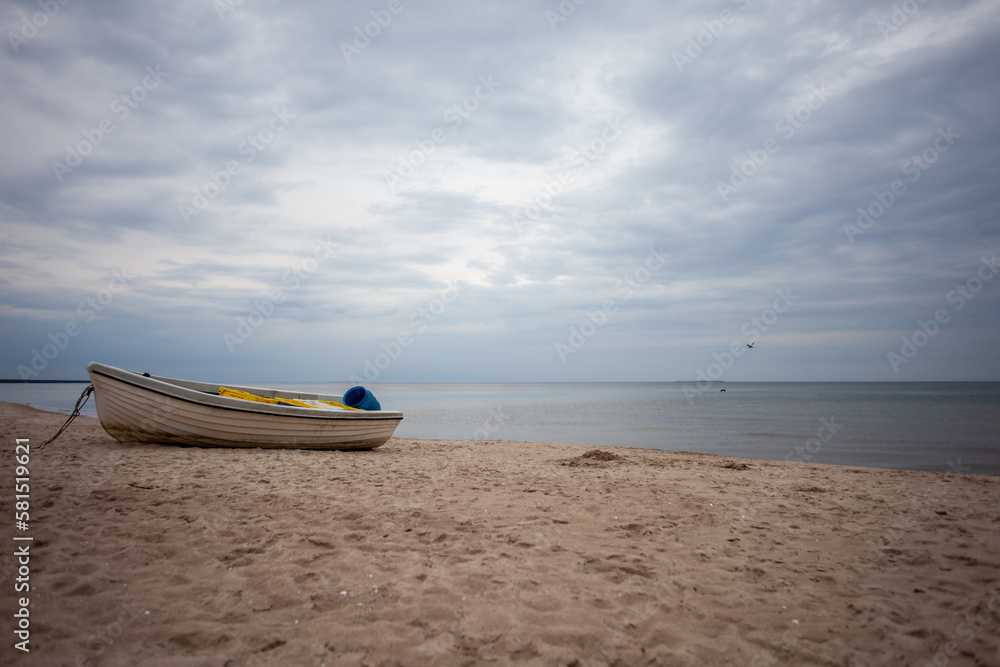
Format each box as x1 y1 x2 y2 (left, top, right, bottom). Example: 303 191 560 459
86 362 403 422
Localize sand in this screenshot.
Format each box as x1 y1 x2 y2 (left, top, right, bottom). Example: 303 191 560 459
2 401 999 666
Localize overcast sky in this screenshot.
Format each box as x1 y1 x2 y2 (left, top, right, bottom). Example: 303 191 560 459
1 0 998 383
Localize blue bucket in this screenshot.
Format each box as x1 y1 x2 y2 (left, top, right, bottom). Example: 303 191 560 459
343 386 381 411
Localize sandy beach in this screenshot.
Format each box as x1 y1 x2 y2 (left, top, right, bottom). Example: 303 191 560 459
2 401 999 666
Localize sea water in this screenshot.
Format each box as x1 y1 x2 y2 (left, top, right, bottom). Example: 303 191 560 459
4 381 999 475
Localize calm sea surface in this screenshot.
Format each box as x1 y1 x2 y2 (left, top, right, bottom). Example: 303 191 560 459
3 382 999 475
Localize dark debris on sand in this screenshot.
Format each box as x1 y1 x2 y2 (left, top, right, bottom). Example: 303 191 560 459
562 449 625 467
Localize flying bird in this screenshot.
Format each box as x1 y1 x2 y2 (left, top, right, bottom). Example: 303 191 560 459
746 341 756 349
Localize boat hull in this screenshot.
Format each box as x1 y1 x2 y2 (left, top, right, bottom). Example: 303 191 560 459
87 363 402 450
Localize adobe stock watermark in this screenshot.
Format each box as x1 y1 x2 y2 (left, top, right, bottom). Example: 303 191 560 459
716 83 831 202
684 287 798 401
472 407 508 440
843 125 959 244
749 618 802 667
923 587 1000 667
213 0 243 21
72 602 145 667
785 416 842 463
17 269 134 380
672 0 751 73
878 0 931 39
223 236 337 353
340 0 413 62
51 64 169 183
350 281 462 383
511 117 626 233
946 457 971 475
856 520 913 576
545 0 586 31
383 75 500 194
887 253 997 373
555 247 669 362
7 0 71 54
178 106 296 223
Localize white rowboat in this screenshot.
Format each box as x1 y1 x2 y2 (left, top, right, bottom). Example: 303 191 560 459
86 362 403 450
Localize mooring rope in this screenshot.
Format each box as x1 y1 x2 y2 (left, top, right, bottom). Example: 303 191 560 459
36 384 94 450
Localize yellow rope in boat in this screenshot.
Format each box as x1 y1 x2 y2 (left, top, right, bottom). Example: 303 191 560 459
218 387 361 411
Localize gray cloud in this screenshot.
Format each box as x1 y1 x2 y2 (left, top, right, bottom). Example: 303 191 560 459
1 0 998 381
